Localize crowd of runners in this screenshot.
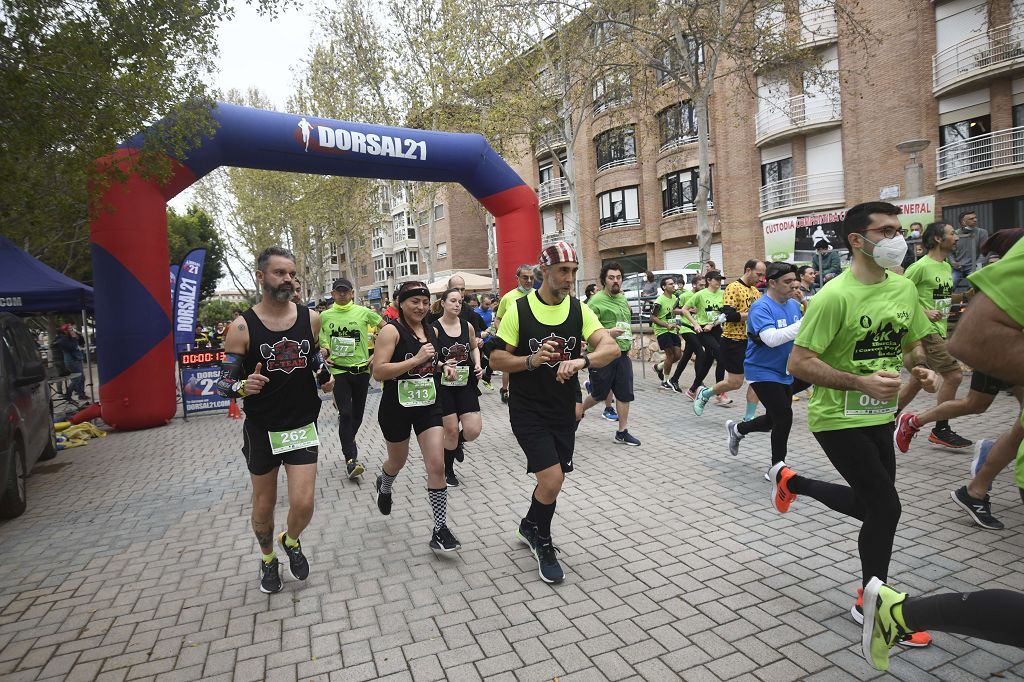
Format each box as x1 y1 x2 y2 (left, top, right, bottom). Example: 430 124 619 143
217 201 1024 672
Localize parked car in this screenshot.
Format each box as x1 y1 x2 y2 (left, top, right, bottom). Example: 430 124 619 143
0 313 57 519
621 269 700 322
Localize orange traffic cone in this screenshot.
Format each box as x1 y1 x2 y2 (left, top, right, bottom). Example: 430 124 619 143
228 398 242 419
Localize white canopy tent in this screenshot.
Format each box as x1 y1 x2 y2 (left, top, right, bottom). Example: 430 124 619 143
426 271 494 294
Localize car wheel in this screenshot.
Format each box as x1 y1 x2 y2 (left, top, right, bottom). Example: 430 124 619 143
0 440 27 519
39 423 57 461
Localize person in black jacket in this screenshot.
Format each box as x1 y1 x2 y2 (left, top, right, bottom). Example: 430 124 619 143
55 323 86 401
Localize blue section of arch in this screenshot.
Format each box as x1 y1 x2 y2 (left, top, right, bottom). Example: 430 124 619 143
122 102 527 200
90 243 171 384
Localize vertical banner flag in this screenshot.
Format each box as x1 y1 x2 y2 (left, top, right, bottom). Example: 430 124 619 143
170 264 179 296
173 249 206 351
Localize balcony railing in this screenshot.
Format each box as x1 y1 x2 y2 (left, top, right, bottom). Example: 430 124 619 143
659 135 698 153
800 9 837 45
755 93 841 143
937 126 1024 184
596 156 637 173
535 131 566 156
538 178 570 205
759 171 844 215
542 232 569 248
599 216 641 231
662 200 713 218
933 21 1024 94
593 96 632 116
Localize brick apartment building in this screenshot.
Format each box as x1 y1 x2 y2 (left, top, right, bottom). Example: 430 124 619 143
500 0 1024 280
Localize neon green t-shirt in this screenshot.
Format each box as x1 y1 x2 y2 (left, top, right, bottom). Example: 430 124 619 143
496 288 530 323
903 256 953 337
587 291 632 352
674 290 696 335
968 239 1024 489
496 290 603 349
318 302 383 372
689 288 724 326
652 293 679 337
794 270 931 432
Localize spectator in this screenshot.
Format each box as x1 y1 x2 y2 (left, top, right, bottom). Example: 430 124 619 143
584 283 598 302
55 323 86 401
950 211 989 290
811 240 841 285
641 271 659 300
478 296 494 329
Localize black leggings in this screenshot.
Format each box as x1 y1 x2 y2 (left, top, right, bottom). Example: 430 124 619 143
739 379 812 465
903 590 1024 647
691 330 725 390
789 424 899 587
671 333 705 383
332 371 370 460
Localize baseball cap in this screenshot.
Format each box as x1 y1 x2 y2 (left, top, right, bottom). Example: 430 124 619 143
332 277 353 291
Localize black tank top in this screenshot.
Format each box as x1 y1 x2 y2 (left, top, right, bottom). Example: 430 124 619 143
432 318 475 370
382 320 440 407
509 294 583 428
241 304 323 430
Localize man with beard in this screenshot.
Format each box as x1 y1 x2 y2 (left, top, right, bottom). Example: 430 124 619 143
218 247 335 594
576 262 641 445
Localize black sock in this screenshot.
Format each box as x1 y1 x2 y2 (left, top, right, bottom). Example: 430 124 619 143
444 449 456 475
936 420 949 431
458 431 466 445
524 490 556 538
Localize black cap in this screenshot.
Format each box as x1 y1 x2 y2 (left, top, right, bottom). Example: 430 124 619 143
332 277 353 291
705 270 723 281
815 240 829 250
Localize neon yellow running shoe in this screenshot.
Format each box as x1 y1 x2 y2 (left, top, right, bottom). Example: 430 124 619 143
861 577 909 671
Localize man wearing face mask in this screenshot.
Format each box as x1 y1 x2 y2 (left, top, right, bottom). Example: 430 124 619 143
772 202 939 649
899 222 924 272
490 265 536 404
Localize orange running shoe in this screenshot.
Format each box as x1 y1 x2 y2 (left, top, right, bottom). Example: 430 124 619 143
769 462 797 513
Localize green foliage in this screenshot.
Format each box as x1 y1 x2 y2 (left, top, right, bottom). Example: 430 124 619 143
168 205 227 301
198 298 244 328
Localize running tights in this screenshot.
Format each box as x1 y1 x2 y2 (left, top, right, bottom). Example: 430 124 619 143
691 330 724 391
739 379 811 465
332 372 370 460
788 424 899 587
671 333 705 384
903 590 1024 647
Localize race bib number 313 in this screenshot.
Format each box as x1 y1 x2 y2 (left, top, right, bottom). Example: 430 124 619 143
398 377 436 407
268 422 320 455
843 391 897 416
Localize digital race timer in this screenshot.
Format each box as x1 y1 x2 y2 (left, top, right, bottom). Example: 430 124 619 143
178 349 225 368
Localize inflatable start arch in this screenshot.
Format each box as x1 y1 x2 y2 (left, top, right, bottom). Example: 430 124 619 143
90 102 540 430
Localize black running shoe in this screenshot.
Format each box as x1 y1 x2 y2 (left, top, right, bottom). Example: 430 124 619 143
429 525 461 552
375 475 392 515
534 538 564 584
446 470 460 487
929 427 973 449
277 533 309 581
950 486 1004 530
500 389 509 405
516 521 539 554
669 381 682 393
259 557 283 594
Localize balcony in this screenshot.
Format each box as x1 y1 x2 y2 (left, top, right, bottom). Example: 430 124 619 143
596 156 637 173
755 93 841 146
759 171 845 218
599 216 641 231
659 135 698 154
937 126 1024 189
537 178 570 207
800 9 837 47
542 232 569 248
662 200 713 218
933 21 1024 96
593 96 632 116
535 131 567 157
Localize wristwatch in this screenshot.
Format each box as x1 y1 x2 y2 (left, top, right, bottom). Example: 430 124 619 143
232 380 247 397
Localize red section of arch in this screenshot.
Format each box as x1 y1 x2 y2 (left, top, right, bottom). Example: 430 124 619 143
480 184 542 294
98 340 176 430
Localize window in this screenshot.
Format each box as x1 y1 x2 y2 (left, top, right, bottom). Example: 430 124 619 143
361 265 368 276
437 242 448 259
940 114 993 175
595 125 636 171
598 186 640 228
418 210 429 226
662 168 711 215
372 227 386 250
761 157 793 211
541 207 562 235
538 161 554 185
761 157 793 185
374 255 394 283
393 212 416 242
655 42 703 85
396 249 420 277
657 102 697 149
433 204 444 220
592 72 631 114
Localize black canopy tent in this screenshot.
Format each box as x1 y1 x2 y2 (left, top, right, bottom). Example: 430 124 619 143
0 236 96 401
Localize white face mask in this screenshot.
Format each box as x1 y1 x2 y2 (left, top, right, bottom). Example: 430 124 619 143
860 234 908 270
517 284 532 294
909 230 920 239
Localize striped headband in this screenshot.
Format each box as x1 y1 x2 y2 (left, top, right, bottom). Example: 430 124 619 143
539 241 578 266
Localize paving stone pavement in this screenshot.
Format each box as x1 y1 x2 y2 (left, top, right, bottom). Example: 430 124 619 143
1 359 1023 682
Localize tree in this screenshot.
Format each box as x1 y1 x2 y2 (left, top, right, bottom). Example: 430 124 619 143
167 205 227 301
0 0 286 282
198 299 244 328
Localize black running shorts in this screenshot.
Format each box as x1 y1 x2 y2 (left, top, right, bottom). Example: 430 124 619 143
440 384 480 417
719 337 747 375
512 420 575 474
970 370 1012 396
241 419 318 476
657 333 681 350
378 403 443 443
587 353 634 402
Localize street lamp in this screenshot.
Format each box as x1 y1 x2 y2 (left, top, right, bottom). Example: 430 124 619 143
896 139 931 199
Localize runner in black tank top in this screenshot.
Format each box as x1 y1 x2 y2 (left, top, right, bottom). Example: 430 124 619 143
489 242 620 585
371 281 462 553
216 247 334 594
431 288 483 488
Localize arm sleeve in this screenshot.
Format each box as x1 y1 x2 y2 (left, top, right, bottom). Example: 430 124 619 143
759 320 802 348
216 352 246 397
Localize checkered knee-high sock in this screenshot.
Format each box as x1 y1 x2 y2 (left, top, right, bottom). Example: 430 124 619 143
427 487 448 530
379 469 397 494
